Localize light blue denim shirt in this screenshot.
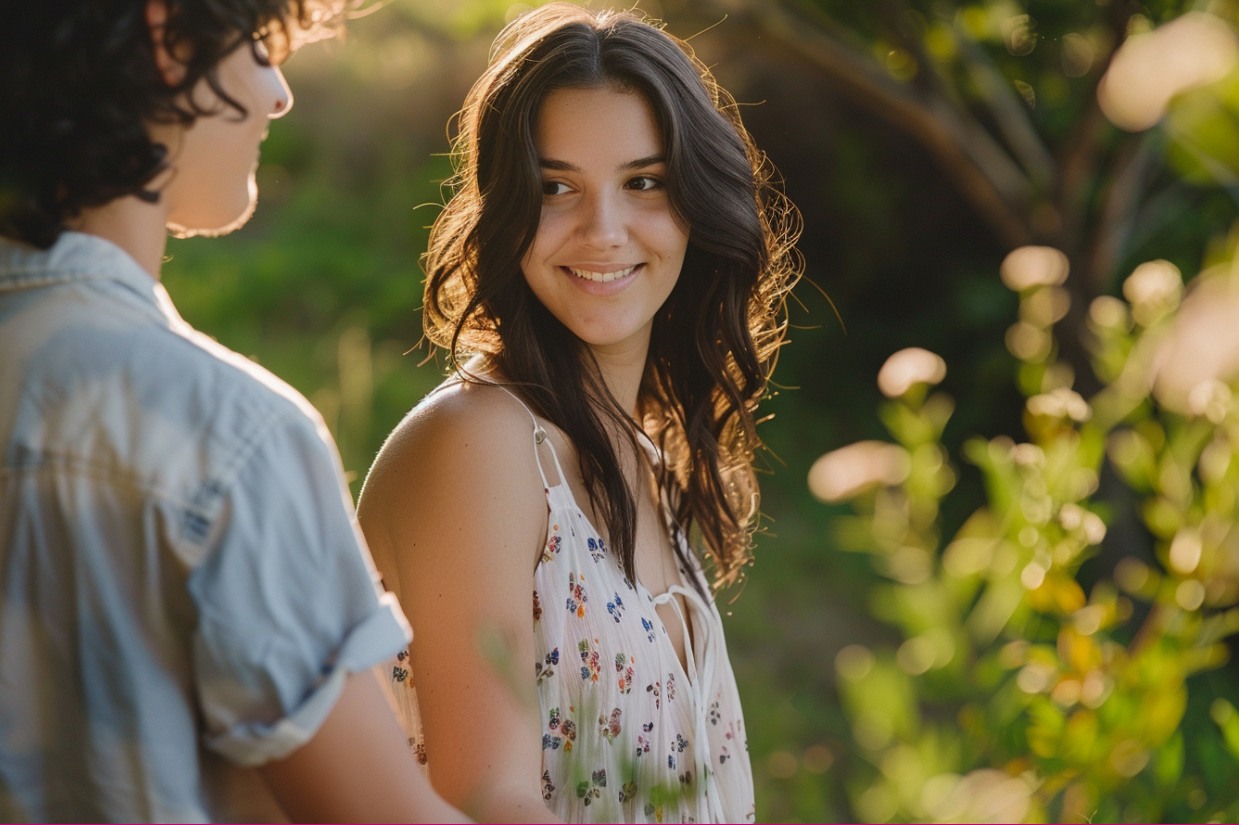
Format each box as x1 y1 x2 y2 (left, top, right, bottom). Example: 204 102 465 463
0 232 411 822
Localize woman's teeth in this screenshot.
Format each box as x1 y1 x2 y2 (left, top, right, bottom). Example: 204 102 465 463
569 265 637 283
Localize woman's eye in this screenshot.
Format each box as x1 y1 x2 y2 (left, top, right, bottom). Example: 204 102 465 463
542 181 571 196
626 175 664 191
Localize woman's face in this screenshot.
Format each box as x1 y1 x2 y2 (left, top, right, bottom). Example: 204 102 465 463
520 85 689 356
151 41 293 238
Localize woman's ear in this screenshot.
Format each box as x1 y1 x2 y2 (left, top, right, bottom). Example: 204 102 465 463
145 0 187 87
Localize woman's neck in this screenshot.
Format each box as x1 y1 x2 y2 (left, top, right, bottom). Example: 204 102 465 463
587 331 651 419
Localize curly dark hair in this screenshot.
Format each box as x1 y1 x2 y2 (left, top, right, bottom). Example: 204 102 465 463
424 3 802 590
0 0 347 249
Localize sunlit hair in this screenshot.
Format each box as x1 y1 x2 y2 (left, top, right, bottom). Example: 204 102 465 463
0 0 348 249
424 2 802 590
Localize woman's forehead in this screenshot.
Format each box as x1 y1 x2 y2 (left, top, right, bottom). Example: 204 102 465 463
534 87 663 168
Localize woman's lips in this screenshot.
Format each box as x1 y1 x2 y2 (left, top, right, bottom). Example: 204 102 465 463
560 263 643 295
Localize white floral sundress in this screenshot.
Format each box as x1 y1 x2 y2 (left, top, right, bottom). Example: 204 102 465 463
389 388 755 823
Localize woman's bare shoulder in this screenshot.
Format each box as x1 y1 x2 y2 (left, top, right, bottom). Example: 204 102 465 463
358 379 545 526
374 380 536 462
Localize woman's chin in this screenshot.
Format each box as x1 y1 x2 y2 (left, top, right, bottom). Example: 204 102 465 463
568 325 652 353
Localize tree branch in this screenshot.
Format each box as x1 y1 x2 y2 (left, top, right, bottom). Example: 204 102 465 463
721 0 1034 249
1085 133 1159 294
953 34 1056 191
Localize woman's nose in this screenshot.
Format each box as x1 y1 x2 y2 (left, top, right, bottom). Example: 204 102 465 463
578 190 626 248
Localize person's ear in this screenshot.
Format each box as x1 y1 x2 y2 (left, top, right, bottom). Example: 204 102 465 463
145 0 187 86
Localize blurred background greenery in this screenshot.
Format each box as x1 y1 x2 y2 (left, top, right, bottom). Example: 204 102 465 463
162 0 1239 820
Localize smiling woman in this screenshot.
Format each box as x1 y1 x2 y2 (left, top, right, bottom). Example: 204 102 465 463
356 4 801 822
522 87 688 353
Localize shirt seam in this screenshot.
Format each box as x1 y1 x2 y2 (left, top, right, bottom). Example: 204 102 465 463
1 401 300 538
0 454 195 511
0 267 145 292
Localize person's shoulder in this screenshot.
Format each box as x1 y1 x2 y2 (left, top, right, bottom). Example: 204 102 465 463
358 378 551 588
117 318 330 464
175 324 326 436
365 379 541 497
402 378 538 446
359 378 556 536
16 303 330 497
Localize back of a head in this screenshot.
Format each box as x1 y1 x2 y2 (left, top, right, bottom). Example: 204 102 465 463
0 0 345 250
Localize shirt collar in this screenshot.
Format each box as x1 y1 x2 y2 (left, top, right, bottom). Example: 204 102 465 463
0 231 184 323
0 231 161 300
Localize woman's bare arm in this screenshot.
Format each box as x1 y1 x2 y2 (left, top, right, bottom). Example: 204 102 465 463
358 384 558 823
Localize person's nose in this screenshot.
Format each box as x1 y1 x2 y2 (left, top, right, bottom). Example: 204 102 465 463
268 66 294 119
577 189 627 249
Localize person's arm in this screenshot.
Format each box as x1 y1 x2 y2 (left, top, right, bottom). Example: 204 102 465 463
188 404 469 823
359 384 560 823
259 667 468 823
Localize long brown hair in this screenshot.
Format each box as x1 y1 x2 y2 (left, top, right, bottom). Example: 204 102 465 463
423 3 801 590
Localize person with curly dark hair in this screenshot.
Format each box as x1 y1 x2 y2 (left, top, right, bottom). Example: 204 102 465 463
0 2 467 822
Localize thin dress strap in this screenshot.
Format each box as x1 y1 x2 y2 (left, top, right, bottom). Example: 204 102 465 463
490 384 569 492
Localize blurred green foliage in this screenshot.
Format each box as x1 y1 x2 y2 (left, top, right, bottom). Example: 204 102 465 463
818 248 1239 819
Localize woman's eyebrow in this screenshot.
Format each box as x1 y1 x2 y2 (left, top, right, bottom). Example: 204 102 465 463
620 154 665 171
538 155 667 173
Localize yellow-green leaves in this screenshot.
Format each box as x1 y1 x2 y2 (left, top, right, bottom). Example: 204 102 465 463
814 240 1239 820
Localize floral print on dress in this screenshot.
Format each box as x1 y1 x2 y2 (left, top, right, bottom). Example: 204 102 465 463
587 536 607 562
566 572 587 618
544 706 563 751
616 652 635 694
393 649 413 686
606 591 625 623
533 589 543 622
542 527 562 563
536 647 559 684
576 769 607 805
599 707 623 742
671 737 693 774
560 717 577 752
578 638 601 682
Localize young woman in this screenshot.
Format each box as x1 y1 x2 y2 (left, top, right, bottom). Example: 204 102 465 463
358 4 800 822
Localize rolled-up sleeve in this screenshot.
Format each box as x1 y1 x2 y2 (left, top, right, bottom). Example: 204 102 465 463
187 412 411 767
